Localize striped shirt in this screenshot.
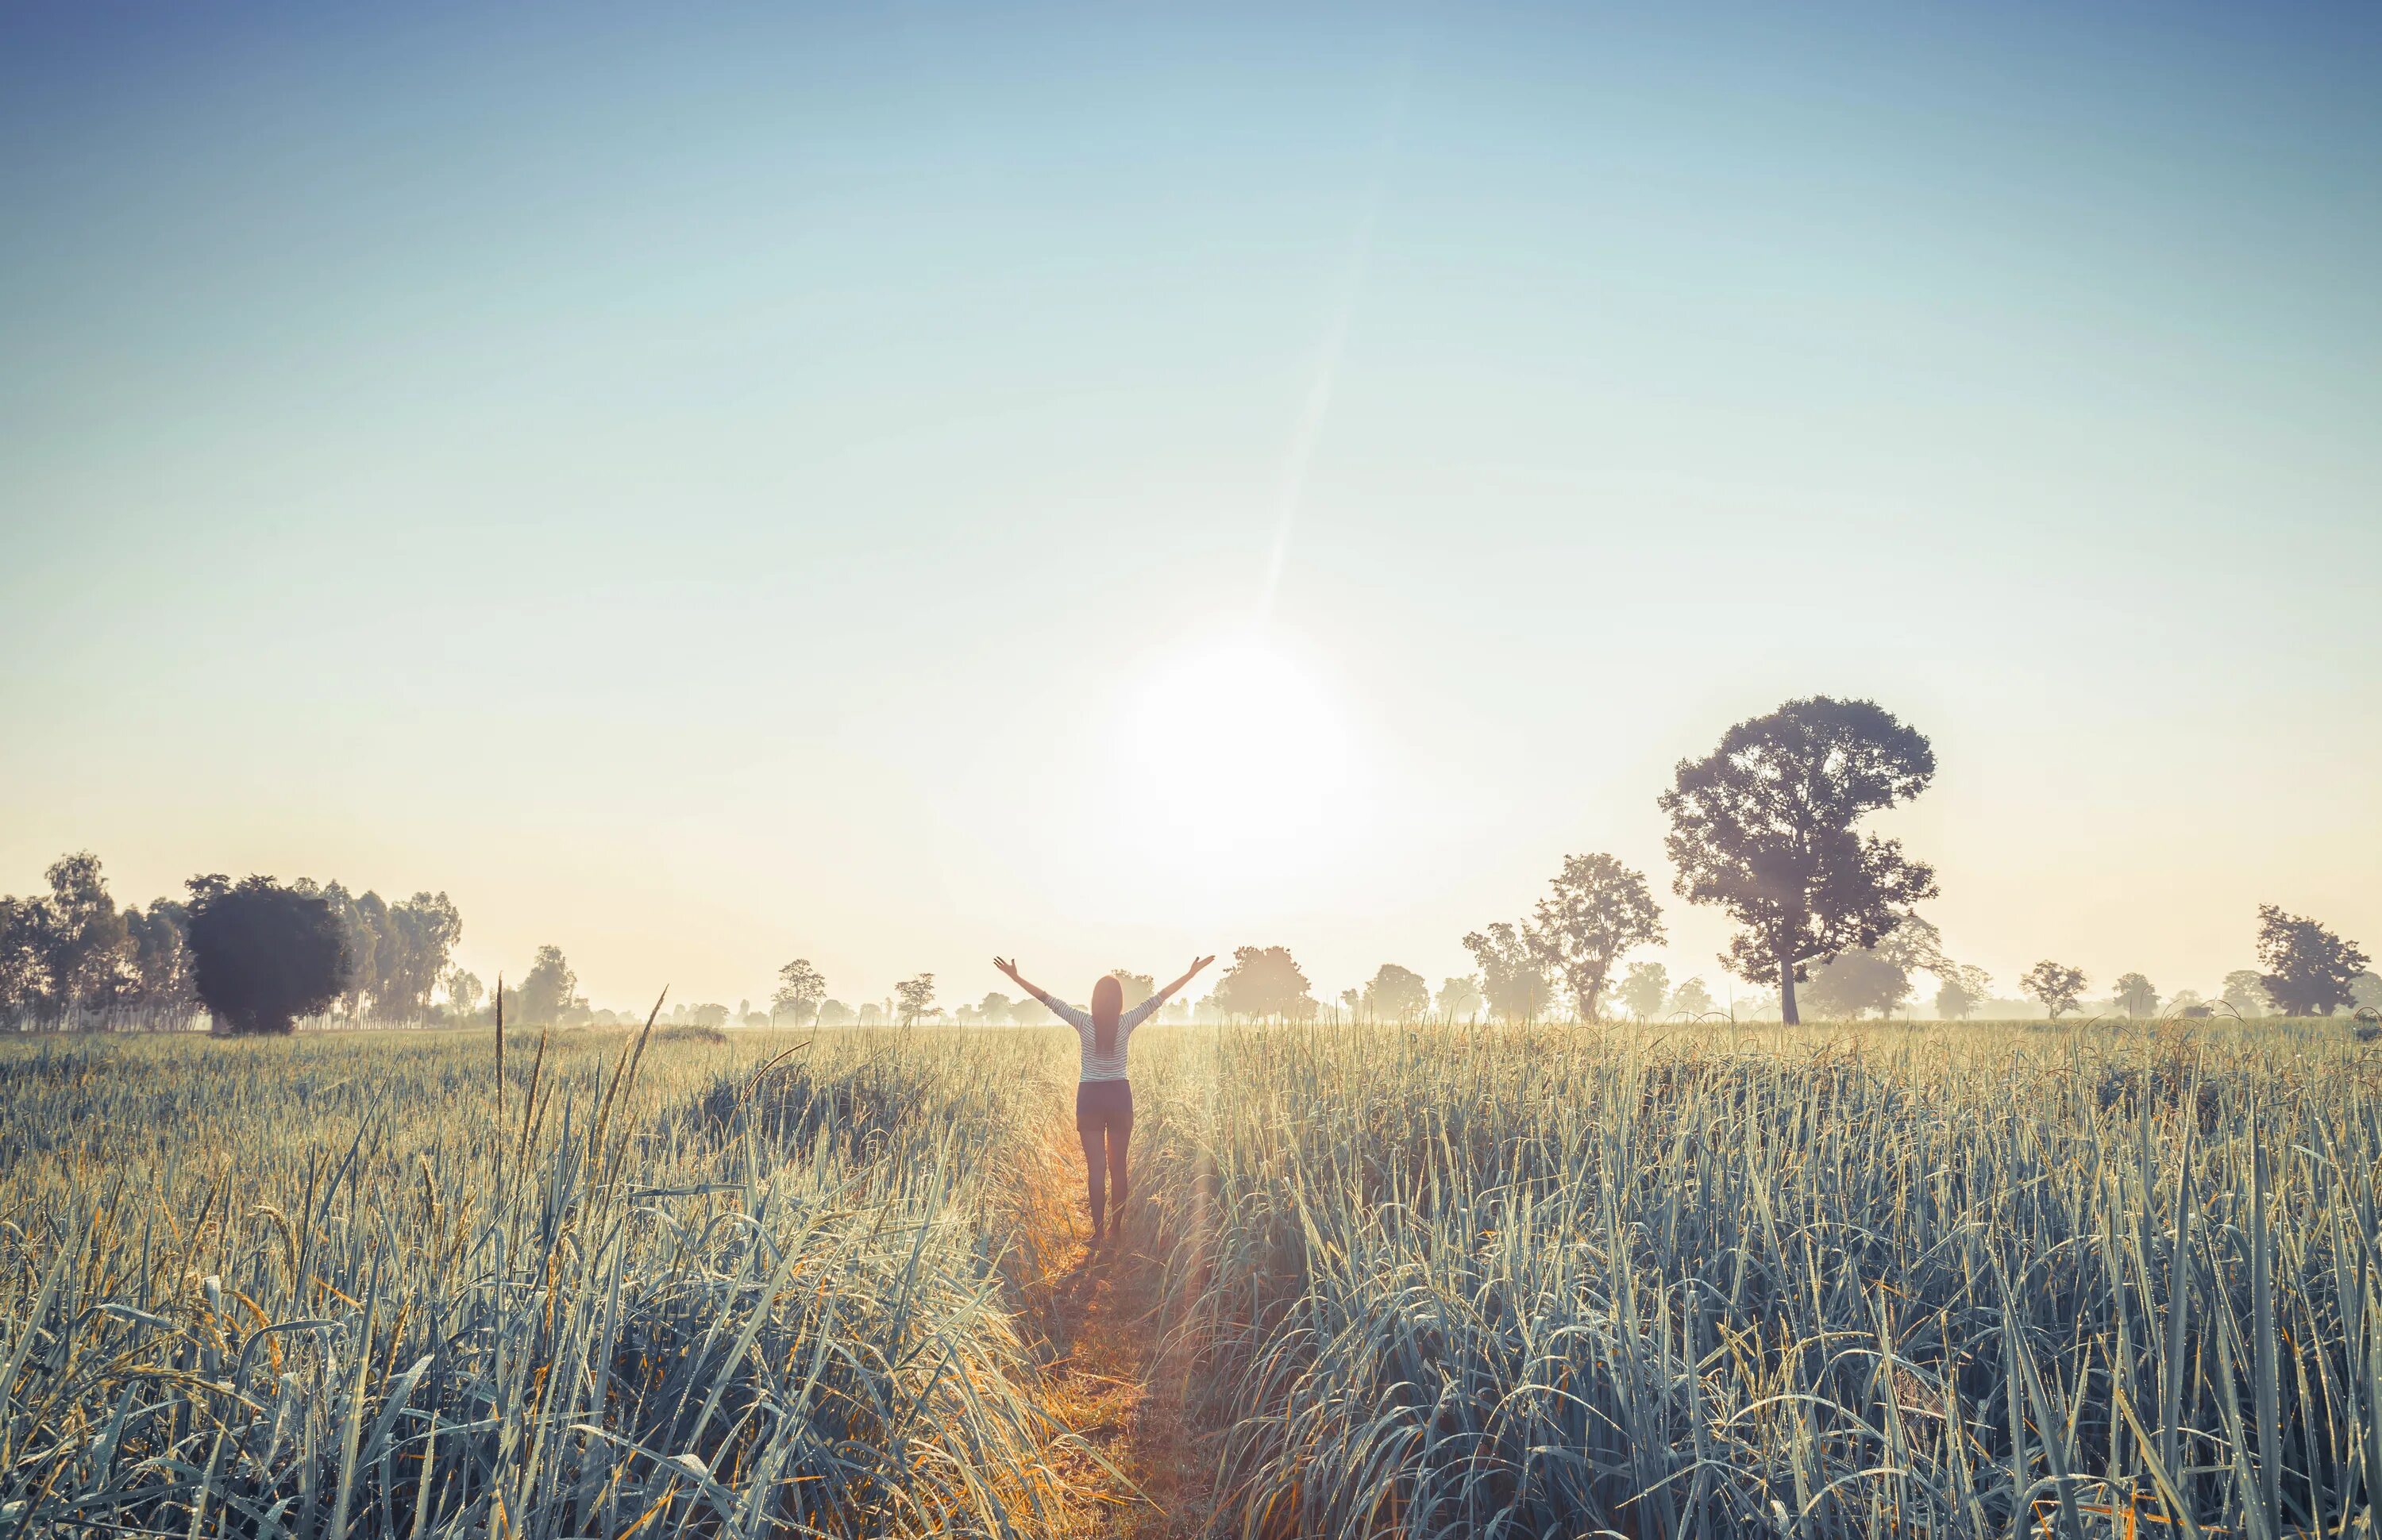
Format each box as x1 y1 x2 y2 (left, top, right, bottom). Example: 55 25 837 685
1030 989 1164 1083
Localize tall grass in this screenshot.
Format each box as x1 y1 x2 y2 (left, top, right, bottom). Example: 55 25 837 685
0 1026 1083 1538
1134 1020 2382 1538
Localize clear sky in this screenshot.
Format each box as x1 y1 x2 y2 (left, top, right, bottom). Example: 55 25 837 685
4 2 2377 1015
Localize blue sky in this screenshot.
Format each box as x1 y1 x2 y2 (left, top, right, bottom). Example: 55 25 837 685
3 2 2376 1012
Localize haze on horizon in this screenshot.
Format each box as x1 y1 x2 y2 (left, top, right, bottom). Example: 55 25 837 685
3 2 2376 1017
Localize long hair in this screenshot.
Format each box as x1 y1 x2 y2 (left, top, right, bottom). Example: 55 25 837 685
1091 975 1124 1056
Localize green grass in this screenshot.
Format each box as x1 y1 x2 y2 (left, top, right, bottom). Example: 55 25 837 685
4 1017 2376 1538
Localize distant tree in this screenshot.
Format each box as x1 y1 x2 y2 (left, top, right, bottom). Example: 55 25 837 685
444 968 484 1018
2111 972 2159 1018
1617 961 1669 1022
1212 945 1317 1020
33 852 135 1019
688 1003 730 1029
2351 972 2382 1013
1934 976 1982 1020
123 899 196 1021
896 973 936 1026
377 891 461 1020
1366 964 1431 1024
0 895 52 1024
1339 987 1361 1018
2220 969 2271 1017
772 959 827 1026
1436 975 1483 1021
858 1003 885 1026
2256 904 2369 1016
2021 961 2087 1019
1527 853 1664 1022
1008 995 1046 1026
978 991 1014 1022
1463 922 1551 1022
1659 697 1938 1026
741 1009 769 1026
816 999 854 1027
512 945 580 1026
1668 976 1716 1018
1109 970 1156 1009
186 875 352 1035
1801 949 1913 1018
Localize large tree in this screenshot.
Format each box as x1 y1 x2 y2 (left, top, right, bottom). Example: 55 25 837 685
1462 922 1551 1022
1659 697 1938 1026
2256 904 2369 1016
896 973 937 1025
1527 853 1664 1022
186 874 352 1035
1211 945 1317 1020
511 945 580 1025
1364 964 1431 1024
772 958 827 1025
377 892 462 1020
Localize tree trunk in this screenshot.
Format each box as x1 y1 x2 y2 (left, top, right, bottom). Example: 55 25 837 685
1778 955 1800 1026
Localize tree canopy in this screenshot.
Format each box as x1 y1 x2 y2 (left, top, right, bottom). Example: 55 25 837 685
186 875 352 1035
1211 945 1316 1020
2256 905 2369 1016
1659 697 1937 1026
1462 922 1551 1022
1527 853 1663 1022
2021 961 2087 1018
1364 964 1430 1023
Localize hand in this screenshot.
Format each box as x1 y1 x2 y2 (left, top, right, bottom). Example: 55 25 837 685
992 957 1020 981
1188 955 1215 976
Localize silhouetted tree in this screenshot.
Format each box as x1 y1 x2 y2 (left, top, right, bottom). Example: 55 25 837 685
896 973 936 1025
817 999 855 1027
1618 961 1670 1022
978 991 1014 1023
1212 945 1317 1020
1366 964 1431 1024
1463 922 1551 1022
124 899 195 1021
1668 976 1716 1017
1801 949 1912 1018
2220 969 2270 1017
377 892 461 1019
511 945 580 1025
445 968 484 1018
2112 972 2158 1018
1527 853 1664 1022
1436 975 1483 1021
1659 697 1938 1026
186 874 352 1035
2021 961 2087 1018
772 959 827 1025
0 895 55 1023
2256 904 2369 1016
1934 976 1982 1020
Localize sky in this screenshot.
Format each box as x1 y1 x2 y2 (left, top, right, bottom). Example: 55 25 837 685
3 2 2378 1016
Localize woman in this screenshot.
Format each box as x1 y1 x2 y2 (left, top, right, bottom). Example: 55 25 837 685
994 953 1213 1248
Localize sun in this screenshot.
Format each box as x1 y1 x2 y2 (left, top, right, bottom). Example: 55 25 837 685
1108 626 1361 885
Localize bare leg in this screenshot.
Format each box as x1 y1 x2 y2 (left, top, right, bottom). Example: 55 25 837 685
1079 1126 1107 1241
1106 1121 1131 1232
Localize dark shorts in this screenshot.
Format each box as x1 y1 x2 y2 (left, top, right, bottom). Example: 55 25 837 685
1075 1078 1133 1134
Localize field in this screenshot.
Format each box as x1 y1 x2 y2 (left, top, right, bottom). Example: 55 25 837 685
2 1018 2376 1538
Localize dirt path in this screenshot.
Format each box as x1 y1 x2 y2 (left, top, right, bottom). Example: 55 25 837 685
1017 1131 1217 1538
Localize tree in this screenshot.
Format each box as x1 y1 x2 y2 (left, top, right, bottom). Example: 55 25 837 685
1463 922 1551 1022
0 895 56 1025
445 968 484 1018
1659 697 1938 1026
124 899 196 1022
1436 975 1484 1021
1618 961 1670 1022
1801 949 1913 1018
36 852 135 1019
816 999 854 1027
2220 969 2271 1017
512 945 580 1026
1339 987 1361 1017
688 1003 730 1028
1365 964 1431 1024
2021 961 2087 1019
978 991 1014 1023
2256 904 2369 1016
2350 972 2382 1013
1211 945 1316 1020
1008 995 1046 1026
896 973 936 1026
2111 972 2159 1018
186 875 352 1035
1108 970 1156 1009
1934 976 1982 1020
378 892 461 1019
1527 853 1664 1022
1668 976 1716 1018
772 959 827 1026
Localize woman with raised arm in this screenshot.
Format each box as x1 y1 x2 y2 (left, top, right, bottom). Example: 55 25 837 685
994 953 1214 1250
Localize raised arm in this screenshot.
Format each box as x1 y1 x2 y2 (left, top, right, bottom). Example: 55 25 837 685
1145 955 1216 1011
993 957 1083 1025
